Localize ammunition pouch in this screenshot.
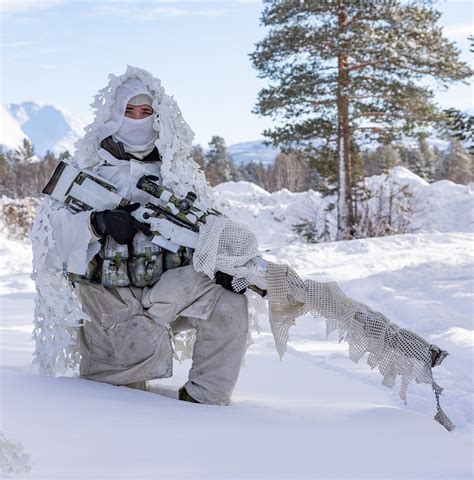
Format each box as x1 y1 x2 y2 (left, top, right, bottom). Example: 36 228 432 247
68 233 191 288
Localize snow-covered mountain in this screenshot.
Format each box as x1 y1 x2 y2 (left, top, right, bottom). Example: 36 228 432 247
228 140 280 166
0 105 28 152
2 102 85 156
2 103 277 164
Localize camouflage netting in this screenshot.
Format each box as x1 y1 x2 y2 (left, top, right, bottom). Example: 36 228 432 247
193 215 455 431
266 262 454 431
30 65 213 375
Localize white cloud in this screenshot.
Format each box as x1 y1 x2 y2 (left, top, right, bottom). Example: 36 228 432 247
0 0 63 14
88 4 225 20
150 6 225 17
442 24 473 38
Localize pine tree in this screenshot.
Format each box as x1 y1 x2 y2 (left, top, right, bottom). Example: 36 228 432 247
364 144 401 176
444 108 474 155
306 145 338 194
204 136 236 186
43 150 56 164
236 161 260 184
443 139 473 185
431 145 444 181
15 139 35 164
441 35 474 156
417 133 435 180
191 144 206 169
250 0 473 238
0 147 13 197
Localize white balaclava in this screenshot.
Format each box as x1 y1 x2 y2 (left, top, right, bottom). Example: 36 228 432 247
74 65 214 207
112 92 157 153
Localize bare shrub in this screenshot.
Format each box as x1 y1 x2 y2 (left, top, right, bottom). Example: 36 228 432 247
293 174 413 243
353 180 414 238
1 197 40 240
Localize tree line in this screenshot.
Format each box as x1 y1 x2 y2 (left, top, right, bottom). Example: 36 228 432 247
192 135 317 191
0 131 471 200
195 133 472 192
0 140 70 199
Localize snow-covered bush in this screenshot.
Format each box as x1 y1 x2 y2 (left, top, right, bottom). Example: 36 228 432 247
0 432 31 476
293 202 334 243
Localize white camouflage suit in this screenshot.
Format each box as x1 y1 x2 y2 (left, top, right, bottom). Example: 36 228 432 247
48 74 249 405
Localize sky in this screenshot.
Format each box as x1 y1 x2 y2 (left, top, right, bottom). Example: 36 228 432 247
1 0 473 147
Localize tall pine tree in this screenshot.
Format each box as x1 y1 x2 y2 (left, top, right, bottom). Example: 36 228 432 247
205 136 236 186
444 108 474 155
191 144 206 169
250 0 472 238
442 139 473 185
15 139 35 164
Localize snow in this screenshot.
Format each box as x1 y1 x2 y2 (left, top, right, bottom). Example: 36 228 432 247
213 167 474 240
0 105 28 152
1 169 473 479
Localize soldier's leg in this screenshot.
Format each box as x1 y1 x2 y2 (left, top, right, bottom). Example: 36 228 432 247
144 265 250 405
142 265 225 325
175 290 249 406
75 282 172 386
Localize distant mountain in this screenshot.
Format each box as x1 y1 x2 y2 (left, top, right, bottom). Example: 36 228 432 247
228 140 280 166
0 105 28 152
2 102 85 156
1 103 278 165
1 101 460 163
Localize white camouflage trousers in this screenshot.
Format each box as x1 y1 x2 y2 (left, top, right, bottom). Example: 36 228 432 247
75 265 249 405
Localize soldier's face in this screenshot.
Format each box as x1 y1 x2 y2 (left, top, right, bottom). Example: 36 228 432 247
125 104 153 119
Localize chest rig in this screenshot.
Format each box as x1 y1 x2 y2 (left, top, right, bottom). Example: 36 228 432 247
71 232 191 288
65 138 192 287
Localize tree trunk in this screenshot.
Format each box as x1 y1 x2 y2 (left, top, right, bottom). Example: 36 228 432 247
336 2 354 239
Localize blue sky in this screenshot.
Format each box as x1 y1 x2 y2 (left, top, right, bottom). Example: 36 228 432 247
1 0 472 146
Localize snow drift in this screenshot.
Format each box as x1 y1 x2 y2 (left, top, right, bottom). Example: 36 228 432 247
212 166 474 246
0 167 472 479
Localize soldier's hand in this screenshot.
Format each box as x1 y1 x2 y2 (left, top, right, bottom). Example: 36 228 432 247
91 203 151 244
215 271 246 294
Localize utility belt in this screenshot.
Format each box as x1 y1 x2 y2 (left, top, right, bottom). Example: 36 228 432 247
69 232 191 288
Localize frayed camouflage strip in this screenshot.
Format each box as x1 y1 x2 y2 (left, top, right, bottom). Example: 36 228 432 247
432 379 456 432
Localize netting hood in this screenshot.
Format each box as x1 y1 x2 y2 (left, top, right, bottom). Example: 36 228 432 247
74 65 213 207
94 77 154 145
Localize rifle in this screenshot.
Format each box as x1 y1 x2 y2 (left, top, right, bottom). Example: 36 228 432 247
42 161 268 295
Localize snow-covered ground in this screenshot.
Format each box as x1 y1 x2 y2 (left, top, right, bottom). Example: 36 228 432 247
1 170 473 479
